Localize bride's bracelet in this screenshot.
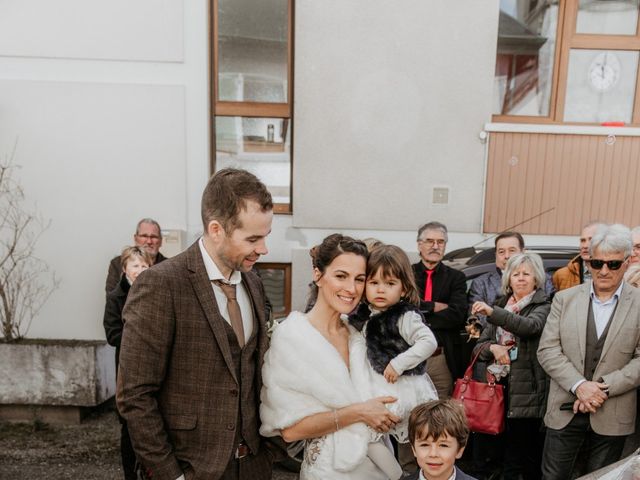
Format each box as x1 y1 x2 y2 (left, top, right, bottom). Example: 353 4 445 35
333 409 340 432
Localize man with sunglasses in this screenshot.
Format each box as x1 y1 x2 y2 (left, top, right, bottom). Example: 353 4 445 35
538 224 640 480
105 218 167 294
552 221 603 291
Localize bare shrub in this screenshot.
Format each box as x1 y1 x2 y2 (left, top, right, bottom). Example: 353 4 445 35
0 142 58 341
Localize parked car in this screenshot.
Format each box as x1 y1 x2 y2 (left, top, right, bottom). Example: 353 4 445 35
444 245 579 291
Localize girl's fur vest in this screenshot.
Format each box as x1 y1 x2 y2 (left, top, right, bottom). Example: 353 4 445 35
348 301 426 376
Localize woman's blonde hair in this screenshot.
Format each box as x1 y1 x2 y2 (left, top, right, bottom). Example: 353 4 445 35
625 264 640 288
120 246 153 272
362 237 384 253
501 252 546 296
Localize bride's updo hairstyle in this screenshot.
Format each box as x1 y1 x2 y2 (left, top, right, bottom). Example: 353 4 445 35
304 233 368 311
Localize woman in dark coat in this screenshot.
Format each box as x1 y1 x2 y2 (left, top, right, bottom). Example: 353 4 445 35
103 246 152 480
470 252 550 480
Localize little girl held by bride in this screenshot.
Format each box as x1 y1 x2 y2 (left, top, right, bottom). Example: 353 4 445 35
349 244 439 444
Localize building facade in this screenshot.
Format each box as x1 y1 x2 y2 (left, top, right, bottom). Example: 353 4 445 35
0 0 638 341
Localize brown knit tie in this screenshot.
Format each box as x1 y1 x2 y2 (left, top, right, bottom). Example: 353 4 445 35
213 280 245 347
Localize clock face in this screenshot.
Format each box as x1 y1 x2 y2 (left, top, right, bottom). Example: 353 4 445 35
588 52 621 92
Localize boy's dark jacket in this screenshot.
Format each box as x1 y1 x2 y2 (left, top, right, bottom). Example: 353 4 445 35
348 301 427 376
405 466 478 480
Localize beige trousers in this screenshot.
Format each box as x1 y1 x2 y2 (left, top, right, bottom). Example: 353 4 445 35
426 352 452 400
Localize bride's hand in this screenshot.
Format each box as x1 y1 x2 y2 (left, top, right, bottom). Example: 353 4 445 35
358 396 400 433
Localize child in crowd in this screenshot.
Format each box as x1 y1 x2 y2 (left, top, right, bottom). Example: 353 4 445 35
103 246 151 480
349 244 438 443
406 400 477 480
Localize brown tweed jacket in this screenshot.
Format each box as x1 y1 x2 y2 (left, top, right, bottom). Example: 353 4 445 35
116 242 273 480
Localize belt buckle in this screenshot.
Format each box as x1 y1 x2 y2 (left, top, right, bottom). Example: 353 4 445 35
235 443 249 459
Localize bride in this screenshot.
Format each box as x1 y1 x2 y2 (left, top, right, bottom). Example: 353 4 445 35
260 234 402 480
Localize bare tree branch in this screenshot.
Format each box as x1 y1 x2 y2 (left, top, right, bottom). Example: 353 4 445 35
0 142 58 342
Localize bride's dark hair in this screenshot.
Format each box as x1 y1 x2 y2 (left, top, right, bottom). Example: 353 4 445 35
304 234 368 312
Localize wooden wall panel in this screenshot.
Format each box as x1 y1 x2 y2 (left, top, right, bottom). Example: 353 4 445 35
483 132 640 235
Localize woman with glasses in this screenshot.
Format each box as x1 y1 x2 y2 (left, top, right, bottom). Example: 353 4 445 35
470 252 550 480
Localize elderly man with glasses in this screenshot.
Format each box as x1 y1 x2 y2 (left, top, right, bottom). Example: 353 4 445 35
397 221 468 474
412 221 468 399
537 224 640 480
105 218 167 294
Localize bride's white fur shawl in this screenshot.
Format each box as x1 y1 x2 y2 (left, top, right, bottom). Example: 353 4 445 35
259 311 373 472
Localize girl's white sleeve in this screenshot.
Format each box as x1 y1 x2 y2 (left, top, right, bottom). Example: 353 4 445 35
389 310 438 375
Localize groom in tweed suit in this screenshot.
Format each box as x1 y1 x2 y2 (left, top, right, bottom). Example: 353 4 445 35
117 169 277 480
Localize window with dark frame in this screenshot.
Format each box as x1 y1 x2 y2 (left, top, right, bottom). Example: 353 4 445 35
492 0 640 126
211 0 294 213
255 263 292 319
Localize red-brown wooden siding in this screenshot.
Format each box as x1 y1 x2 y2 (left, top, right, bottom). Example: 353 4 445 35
484 132 640 234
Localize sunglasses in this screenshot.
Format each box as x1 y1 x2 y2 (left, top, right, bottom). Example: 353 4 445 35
588 259 627 270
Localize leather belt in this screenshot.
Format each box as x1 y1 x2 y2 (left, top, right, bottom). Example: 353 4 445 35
235 443 250 459
431 347 443 357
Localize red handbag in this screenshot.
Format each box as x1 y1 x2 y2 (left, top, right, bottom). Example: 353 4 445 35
451 343 505 435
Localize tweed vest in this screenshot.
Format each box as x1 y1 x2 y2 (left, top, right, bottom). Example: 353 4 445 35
224 290 260 453
584 300 617 381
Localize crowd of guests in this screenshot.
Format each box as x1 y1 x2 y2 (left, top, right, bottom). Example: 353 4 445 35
102 169 640 480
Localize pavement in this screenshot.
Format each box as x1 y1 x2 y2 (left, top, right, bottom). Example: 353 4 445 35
0 406 298 480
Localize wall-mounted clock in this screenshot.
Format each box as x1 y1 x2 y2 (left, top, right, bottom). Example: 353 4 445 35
588 51 621 92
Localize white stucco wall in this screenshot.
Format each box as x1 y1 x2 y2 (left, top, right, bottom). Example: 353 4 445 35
293 0 500 232
0 0 209 339
0 0 184 62
0 0 571 338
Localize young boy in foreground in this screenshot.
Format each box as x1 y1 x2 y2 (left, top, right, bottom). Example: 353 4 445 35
405 400 478 480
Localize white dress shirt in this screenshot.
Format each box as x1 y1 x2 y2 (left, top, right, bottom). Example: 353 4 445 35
198 237 254 340
419 467 457 480
589 281 624 339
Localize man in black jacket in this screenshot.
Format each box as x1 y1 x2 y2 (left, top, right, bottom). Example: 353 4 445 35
404 231 468 476
413 221 468 399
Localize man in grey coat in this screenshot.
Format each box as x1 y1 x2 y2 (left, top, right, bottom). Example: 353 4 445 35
537 224 640 480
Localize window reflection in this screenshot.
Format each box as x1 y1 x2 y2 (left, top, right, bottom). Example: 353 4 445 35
217 0 288 103
215 117 291 205
493 0 558 117
577 0 639 35
254 265 291 319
